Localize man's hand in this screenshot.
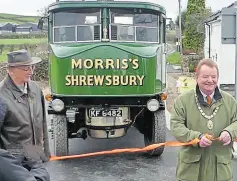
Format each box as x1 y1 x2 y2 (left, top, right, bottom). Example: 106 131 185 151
199 135 212 147
219 131 231 145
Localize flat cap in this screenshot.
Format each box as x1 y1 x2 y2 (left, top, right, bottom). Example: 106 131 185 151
6 49 41 67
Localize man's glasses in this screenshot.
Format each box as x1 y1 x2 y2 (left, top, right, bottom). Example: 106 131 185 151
16 65 35 72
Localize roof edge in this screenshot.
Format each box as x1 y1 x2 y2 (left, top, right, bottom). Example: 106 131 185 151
48 1 166 14
203 0 237 24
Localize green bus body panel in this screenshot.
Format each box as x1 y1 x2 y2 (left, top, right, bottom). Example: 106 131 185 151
48 1 166 14
49 43 162 96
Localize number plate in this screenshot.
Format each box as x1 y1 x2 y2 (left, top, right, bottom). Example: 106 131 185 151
89 109 122 117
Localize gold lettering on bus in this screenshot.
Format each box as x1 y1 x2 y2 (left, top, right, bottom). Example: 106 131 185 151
66 58 146 86
71 58 138 70
65 75 145 86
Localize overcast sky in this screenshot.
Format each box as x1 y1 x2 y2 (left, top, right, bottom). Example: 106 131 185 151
0 0 236 20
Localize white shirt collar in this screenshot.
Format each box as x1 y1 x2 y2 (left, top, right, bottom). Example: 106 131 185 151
17 83 27 94
200 90 214 100
23 83 28 94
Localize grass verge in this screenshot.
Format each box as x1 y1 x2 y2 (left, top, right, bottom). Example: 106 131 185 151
0 38 47 61
0 38 47 45
166 52 181 65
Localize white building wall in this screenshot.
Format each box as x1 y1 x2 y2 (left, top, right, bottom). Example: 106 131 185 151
204 25 210 58
219 44 235 85
219 5 237 85
209 20 221 65
204 4 237 86
204 17 235 85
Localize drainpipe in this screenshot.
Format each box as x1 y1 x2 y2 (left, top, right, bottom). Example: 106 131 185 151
205 22 211 58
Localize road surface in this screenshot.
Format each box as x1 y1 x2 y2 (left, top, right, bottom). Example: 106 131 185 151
46 127 179 181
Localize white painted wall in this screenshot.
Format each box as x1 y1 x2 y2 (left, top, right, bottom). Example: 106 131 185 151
209 20 221 63
204 24 210 58
219 44 235 85
204 17 235 85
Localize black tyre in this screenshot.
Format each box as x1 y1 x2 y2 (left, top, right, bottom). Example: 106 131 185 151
53 114 69 156
144 110 166 156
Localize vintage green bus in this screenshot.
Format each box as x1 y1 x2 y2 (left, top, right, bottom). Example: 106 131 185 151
38 0 168 157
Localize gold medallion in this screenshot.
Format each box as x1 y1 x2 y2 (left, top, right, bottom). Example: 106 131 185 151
207 120 213 130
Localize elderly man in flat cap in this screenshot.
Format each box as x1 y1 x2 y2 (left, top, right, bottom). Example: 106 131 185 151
0 49 51 181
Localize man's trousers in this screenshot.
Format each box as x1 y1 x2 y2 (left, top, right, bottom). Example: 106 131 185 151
0 149 50 181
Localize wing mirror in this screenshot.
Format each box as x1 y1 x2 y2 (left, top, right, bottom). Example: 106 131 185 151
37 16 49 30
38 18 44 30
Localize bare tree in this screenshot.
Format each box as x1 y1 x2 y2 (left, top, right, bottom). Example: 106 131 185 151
37 7 49 17
37 7 49 32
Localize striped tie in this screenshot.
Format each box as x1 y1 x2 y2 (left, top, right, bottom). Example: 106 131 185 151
206 95 212 105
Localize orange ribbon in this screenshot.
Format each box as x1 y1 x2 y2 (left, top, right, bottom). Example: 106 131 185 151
49 134 235 161
49 138 199 161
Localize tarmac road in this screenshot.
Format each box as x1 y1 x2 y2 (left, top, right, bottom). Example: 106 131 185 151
45 121 237 181
45 127 179 181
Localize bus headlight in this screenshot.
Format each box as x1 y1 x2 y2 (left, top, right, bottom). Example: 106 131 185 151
51 99 64 112
147 99 159 112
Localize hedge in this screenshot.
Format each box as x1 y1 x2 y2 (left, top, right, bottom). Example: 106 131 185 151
0 33 47 39
183 0 206 53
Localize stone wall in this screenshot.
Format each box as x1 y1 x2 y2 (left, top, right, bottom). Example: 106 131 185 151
0 44 49 82
181 51 204 75
0 62 7 81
